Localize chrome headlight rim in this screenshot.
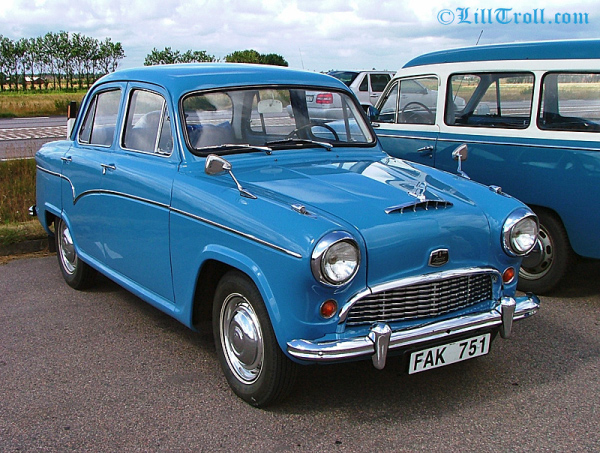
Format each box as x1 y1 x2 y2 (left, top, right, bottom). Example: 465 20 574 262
502 208 539 257
311 231 361 287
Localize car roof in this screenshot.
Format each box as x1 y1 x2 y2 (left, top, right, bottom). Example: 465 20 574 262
403 39 600 68
96 63 350 94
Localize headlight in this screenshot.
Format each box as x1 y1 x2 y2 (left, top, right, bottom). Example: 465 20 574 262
312 232 360 286
502 208 539 256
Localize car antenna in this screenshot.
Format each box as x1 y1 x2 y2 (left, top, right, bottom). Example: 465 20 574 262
453 30 484 104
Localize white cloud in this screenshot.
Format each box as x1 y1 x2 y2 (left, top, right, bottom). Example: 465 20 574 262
0 0 598 71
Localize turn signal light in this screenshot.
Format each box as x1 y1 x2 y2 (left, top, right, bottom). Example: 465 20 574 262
320 299 338 318
503 267 516 284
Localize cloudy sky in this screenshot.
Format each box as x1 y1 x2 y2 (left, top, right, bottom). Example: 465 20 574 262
1 0 598 72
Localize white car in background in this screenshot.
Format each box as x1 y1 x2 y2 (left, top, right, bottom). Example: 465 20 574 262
328 70 395 107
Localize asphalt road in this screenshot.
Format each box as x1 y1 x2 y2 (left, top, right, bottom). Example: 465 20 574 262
1 255 598 452
0 117 67 160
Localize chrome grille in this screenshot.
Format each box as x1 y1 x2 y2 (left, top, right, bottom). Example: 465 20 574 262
345 273 493 326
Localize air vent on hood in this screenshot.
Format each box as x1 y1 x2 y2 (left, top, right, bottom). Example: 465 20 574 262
385 199 453 214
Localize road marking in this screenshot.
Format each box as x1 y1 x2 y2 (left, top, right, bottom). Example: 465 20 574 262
0 126 66 141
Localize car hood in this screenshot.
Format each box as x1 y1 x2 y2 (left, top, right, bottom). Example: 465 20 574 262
238 154 495 286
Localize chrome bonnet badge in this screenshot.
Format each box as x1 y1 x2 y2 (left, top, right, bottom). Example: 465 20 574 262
429 249 449 267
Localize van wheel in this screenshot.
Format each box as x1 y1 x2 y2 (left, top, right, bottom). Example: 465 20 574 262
213 271 297 407
518 210 574 294
55 218 96 289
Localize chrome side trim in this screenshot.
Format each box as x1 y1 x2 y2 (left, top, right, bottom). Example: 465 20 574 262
287 294 540 365
377 133 600 153
339 267 501 323
170 207 302 259
73 189 170 209
35 165 302 259
36 165 76 200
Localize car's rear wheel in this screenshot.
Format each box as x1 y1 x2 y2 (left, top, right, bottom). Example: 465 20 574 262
213 271 297 407
55 218 96 289
518 210 574 294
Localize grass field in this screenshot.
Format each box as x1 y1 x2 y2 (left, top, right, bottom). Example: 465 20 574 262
0 90 87 118
0 158 47 246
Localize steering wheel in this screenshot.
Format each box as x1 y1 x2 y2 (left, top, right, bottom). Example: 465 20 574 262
400 101 434 124
286 121 339 141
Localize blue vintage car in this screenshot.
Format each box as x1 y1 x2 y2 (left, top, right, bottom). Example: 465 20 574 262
34 63 539 407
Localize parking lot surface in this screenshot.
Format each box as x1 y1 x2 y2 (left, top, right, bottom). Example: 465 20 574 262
1 255 598 451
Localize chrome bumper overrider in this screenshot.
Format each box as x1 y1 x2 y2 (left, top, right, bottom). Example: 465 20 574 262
287 294 540 370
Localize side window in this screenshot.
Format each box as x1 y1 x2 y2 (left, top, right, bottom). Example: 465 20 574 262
183 92 235 149
371 74 391 92
398 77 438 125
359 75 369 92
79 89 121 146
123 90 172 154
377 81 399 123
539 73 600 132
448 73 534 129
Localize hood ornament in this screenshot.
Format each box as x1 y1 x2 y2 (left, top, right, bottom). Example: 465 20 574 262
409 181 427 202
386 180 453 214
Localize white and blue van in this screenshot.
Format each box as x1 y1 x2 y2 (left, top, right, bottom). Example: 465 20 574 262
372 40 600 293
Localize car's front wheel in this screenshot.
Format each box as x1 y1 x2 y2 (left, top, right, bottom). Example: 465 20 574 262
213 271 297 407
518 210 575 294
55 218 96 289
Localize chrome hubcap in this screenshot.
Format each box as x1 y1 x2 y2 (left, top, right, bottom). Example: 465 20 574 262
519 224 553 281
59 221 77 275
220 294 264 384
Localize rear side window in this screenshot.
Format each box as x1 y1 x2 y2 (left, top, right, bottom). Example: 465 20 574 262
123 89 173 154
539 73 600 132
79 89 121 146
447 73 534 129
370 74 392 92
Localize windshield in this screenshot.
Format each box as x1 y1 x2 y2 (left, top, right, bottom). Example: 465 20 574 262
182 87 375 156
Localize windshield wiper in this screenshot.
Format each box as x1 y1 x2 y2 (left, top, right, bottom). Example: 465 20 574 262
265 138 333 151
196 143 273 153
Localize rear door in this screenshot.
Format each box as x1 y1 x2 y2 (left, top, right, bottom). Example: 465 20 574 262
61 86 124 265
101 84 178 303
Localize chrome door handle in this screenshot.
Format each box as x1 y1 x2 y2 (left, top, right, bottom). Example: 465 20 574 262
61 156 72 163
417 146 434 158
101 163 116 175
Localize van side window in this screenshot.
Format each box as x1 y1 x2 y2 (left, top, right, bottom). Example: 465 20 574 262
539 73 600 132
376 81 399 123
78 89 122 146
398 77 438 125
376 77 438 125
447 73 534 129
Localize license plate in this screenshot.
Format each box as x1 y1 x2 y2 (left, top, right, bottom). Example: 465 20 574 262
408 333 491 374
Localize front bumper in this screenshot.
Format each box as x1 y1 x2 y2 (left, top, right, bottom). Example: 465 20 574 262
287 294 539 369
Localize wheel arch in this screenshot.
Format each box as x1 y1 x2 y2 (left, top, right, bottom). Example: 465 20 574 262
190 246 280 333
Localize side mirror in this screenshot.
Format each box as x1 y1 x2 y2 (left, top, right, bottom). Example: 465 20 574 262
367 105 379 122
452 143 468 162
452 143 470 179
205 154 231 175
67 101 78 138
205 154 256 199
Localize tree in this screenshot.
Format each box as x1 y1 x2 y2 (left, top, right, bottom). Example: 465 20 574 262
144 47 216 66
224 49 288 66
260 53 288 67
